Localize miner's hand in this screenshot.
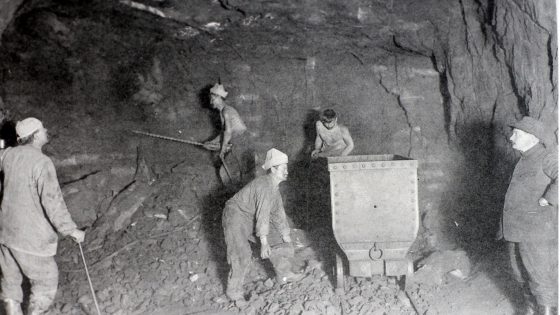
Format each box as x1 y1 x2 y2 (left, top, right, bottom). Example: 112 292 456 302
69 229 85 243
203 141 219 151
310 149 320 159
260 243 271 259
219 149 227 160
538 197 551 207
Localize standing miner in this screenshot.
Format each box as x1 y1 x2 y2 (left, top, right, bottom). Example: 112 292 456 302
0 117 85 315
501 116 557 315
311 109 354 159
222 148 302 301
203 83 255 186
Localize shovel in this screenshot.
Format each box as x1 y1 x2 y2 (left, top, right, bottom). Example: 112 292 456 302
219 155 240 187
219 152 248 187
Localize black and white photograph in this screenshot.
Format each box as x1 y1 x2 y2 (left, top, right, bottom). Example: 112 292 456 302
0 0 557 314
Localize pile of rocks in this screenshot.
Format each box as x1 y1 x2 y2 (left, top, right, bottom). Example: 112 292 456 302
52 164 417 315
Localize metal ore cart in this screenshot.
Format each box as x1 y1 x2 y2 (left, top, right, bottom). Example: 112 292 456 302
327 154 419 288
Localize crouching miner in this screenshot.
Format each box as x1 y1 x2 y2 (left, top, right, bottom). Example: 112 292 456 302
0 117 85 315
501 116 557 315
222 148 302 301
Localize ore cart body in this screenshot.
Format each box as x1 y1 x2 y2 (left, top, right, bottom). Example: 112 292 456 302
327 154 419 288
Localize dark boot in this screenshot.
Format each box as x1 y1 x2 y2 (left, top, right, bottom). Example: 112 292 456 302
3 299 23 315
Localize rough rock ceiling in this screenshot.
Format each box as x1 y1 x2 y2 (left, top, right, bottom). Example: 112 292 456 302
0 0 24 38
0 0 447 44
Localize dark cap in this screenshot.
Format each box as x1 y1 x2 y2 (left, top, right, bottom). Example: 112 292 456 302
509 116 547 142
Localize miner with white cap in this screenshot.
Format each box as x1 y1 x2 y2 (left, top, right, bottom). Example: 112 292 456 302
222 148 302 301
499 116 557 315
203 83 255 185
0 117 85 315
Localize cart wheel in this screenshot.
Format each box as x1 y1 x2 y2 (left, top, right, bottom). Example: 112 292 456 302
335 253 344 289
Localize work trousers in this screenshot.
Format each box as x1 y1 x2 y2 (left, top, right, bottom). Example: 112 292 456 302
223 206 294 296
0 245 58 311
230 132 256 187
510 240 558 306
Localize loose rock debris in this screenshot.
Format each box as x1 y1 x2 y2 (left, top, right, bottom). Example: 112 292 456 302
53 164 422 315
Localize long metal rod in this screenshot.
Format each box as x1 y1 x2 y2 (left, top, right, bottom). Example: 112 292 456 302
78 243 102 315
131 130 204 146
131 130 232 152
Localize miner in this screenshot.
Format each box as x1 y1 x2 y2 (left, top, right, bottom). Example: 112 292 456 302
222 148 302 301
203 83 255 186
500 116 557 315
0 117 85 315
311 109 354 159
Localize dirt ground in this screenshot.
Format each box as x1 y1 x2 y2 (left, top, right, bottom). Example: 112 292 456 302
46 158 527 315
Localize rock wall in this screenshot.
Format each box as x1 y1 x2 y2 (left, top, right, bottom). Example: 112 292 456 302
390 0 557 250
494 0 557 128
0 0 24 43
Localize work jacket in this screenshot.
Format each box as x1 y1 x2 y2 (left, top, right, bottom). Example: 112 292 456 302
224 174 290 239
502 143 558 242
0 145 77 256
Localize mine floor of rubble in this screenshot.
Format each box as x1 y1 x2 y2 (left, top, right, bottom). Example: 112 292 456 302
10 162 525 315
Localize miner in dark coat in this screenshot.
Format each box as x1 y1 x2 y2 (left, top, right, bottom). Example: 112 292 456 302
501 116 557 315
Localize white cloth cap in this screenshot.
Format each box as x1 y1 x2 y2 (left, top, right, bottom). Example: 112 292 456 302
262 148 288 170
210 83 228 98
16 117 43 139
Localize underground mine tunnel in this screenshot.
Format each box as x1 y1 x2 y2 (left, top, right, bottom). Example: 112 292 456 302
0 0 557 314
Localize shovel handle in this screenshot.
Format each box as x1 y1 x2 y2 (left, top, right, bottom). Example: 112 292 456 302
220 157 233 182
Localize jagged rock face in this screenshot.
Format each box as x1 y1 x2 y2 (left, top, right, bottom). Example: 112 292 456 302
0 0 556 252
0 0 24 41
494 0 557 125
390 0 557 249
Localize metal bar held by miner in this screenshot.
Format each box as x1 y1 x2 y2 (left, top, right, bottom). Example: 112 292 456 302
131 130 205 146
131 130 231 151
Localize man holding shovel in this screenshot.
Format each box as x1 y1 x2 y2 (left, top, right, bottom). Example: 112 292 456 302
0 117 85 315
222 148 302 301
204 83 255 186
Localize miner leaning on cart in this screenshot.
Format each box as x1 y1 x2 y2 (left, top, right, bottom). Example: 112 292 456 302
222 148 302 301
500 116 557 315
0 118 85 315
311 109 354 159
